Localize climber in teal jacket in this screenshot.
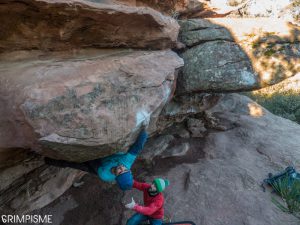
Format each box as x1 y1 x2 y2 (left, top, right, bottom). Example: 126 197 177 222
45 129 148 191
97 129 148 189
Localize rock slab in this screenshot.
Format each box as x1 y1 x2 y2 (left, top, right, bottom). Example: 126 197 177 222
0 0 180 52
0 49 183 161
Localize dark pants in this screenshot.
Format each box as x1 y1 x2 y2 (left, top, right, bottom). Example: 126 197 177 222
126 213 162 225
44 157 101 175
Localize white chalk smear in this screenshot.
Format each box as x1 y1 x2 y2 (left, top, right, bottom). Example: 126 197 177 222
136 110 150 127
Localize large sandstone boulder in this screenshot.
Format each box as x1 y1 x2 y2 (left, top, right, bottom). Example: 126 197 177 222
29 94 300 225
0 49 183 161
0 0 179 52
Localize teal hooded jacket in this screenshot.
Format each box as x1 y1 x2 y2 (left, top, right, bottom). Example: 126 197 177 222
97 130 148 182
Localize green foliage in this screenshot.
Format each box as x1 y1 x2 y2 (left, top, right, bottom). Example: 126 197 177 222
252 42 259 49
246 91 300 124
270 175 300 219
264 48 276 57
292 0 300 7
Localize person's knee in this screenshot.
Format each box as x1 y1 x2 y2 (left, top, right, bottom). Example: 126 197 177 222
150 219 162 225
126 216 139 225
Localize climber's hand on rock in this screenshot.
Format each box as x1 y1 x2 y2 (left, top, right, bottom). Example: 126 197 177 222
141 111 150 127
125 197 136 209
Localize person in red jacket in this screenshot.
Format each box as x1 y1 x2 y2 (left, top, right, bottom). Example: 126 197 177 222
125 178 170 225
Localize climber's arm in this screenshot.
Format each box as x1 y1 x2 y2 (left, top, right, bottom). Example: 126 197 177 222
133 201 162 216
127 129 148 156
133 180 151 191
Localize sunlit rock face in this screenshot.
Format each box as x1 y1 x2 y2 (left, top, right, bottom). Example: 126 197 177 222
0 49 183 162
228 0 300 24
177 19 260 94
97 0 299 23
111 0 299 23
177 18 300 94
0 0 179 52
210 18 300 87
